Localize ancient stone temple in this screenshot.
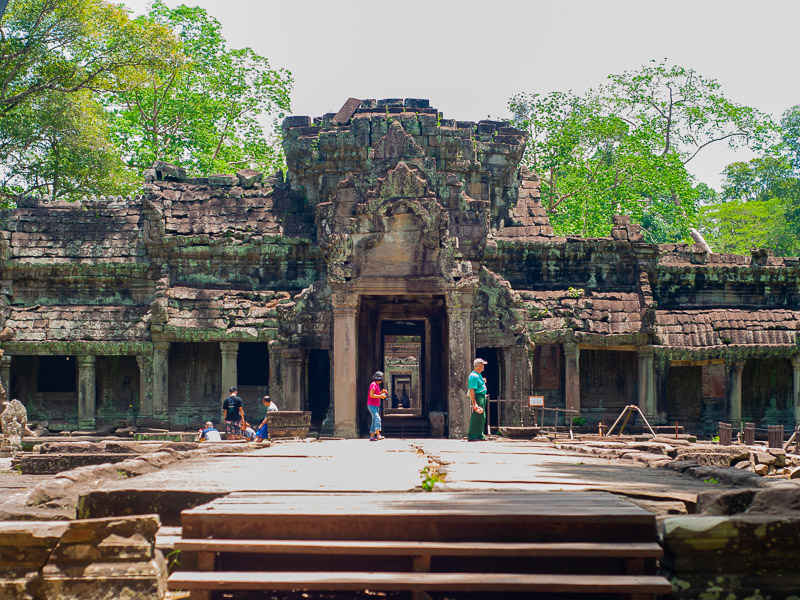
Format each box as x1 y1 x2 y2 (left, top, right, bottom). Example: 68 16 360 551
1 98 799 437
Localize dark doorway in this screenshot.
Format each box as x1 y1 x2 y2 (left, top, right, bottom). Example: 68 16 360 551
307 350 331 429
237 343 269 386
357 296 447 437
237 342 269 421
666 366 703 427
381 320 424 417
37 356 77 393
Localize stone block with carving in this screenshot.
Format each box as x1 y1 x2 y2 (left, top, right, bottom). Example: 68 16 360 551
1 399 35 453
267 411 311 438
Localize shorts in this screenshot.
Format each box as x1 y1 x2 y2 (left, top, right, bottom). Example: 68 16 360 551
225 420 241 437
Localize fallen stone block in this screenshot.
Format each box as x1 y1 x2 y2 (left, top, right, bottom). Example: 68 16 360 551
0 521 69 571
13 453 142 474
695 489 758 515
236 169 263 188
267 411 311 438
497 426 541 439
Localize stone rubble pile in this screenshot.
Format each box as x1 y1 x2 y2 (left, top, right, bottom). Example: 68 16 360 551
558 437 800 485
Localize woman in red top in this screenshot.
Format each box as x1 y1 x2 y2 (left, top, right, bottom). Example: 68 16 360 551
368 371 387 441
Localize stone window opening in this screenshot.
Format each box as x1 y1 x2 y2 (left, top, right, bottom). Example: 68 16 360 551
37 356 77 393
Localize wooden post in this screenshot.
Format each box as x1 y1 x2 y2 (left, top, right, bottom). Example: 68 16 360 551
768 425 784 449
718 422 732 446
744 422 755 445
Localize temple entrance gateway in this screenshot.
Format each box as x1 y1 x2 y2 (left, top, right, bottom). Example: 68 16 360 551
357 296 448 437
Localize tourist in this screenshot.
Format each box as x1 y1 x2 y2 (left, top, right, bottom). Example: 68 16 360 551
222 386 245 440
255 395 278 442
242 422 257 441
368 371 387 441
467 358 488 441
198 421 222 442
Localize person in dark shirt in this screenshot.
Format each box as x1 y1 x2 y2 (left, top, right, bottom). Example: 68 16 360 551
221 386 245 440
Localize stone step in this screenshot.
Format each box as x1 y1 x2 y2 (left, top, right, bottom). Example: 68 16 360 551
182 491 657 543
174 539 664 558
167 570 673 594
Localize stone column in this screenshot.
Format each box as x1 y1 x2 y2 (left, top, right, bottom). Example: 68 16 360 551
727 359 746 425
77 355 97 430
152 342 169 421
282 348 305 411
332 292 359 438
637 346 656 418
136 354 154 420
220 342 239 396
792 356 800 426
268 340 283 406
0 354 11 399
504 345 530 402
446 285 477 439
563 342 580 414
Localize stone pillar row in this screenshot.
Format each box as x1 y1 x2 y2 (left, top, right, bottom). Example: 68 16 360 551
563 342 580 414
446 286 476 439
637 346 656 419
282 348 305 412
727 359 746 426
77 354 96 430
331 293 358 438
220 341 239 397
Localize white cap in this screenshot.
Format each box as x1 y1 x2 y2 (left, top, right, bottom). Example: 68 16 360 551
473 358 488 366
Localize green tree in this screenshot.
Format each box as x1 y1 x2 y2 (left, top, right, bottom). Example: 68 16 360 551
698 197 798 256
0 0 175 200
107 1 293 177
509 60 775 241
698 106 800 256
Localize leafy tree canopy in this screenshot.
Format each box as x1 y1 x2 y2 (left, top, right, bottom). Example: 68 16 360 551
0 0 176 200
106 1 293 177
698 105 800 256
509 60 776 241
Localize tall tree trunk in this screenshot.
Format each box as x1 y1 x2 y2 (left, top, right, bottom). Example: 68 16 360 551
0 0 8 21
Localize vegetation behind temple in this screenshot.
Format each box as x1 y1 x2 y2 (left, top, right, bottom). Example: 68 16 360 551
1 1 798 253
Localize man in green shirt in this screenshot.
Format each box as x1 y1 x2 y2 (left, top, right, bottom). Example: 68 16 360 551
467 358 488 441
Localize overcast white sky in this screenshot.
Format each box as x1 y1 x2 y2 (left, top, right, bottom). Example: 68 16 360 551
121 0 800 188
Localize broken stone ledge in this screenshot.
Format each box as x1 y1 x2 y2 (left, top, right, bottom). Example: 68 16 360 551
0 514 165 600
660 514 800 599
0 442 257 521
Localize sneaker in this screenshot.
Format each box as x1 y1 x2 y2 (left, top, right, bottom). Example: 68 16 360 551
376 435 385 440
369 436 377 441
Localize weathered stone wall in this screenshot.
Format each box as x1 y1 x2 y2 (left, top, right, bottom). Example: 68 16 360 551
0 99 797 436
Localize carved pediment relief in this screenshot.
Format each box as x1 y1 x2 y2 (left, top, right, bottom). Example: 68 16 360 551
369 121 425 160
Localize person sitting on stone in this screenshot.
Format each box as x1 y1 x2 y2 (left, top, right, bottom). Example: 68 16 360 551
198 421 222 442
255 395 278 443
